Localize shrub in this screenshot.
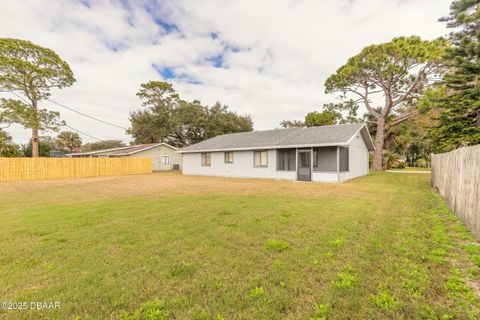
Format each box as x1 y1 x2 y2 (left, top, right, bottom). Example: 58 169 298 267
383 152 405 169
415 158 428 168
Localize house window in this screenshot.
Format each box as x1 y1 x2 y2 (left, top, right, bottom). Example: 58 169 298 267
277 149 295 171
254 151 268 167
312 147 349 172
161 155 170 165
224 151 234 163
339 147 349 172
313 147 337 171
201 153 211 166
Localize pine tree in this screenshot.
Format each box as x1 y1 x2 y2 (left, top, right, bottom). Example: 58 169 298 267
431 0 480 152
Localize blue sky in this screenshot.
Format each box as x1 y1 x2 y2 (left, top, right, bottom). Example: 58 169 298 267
0 0 451 144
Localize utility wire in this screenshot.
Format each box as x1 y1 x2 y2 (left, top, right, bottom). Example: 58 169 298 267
3 92 125 143
47 98 128 130
7 93 127 131
63 124 104 142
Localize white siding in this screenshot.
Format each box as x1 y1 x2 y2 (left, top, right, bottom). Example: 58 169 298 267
312 172 339 182
182 150 296 180
130 145 182 171
182 138 370 182
348 133 369 179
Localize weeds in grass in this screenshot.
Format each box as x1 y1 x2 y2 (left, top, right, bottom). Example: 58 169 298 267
333 269 357 289
445 268 473 296
272 259 283 265
249 286 265 298
193 309 209 320
328 237 346 248
402 266 428 296
371 291 402 311
310 302 330 319
266 239 290 252
170 261 195 278
425 248 448 265
122 300 168 320
468 268 479 279
463 244 480 267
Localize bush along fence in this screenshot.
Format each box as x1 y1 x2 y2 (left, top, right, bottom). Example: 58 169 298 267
0 157 152 182
431 145 480 240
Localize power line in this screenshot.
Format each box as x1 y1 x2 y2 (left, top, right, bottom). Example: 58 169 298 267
2 92 126 143
5 93 127 131
63 124 104 142
47 98 128 130
3 92 126 138
7 91 29 104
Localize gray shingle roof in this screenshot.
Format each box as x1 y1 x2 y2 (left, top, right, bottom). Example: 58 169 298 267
179 123 374 152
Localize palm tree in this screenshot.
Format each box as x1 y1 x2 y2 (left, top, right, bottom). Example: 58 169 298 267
54 131 82 152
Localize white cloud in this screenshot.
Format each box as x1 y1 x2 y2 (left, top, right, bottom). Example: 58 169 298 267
0 0 451 144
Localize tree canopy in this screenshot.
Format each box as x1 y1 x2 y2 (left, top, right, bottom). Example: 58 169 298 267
22 136 54 157
54 131 82 153
325 36 448 170
128 81 253 147
0 129 21 157
0 38 75 157
429 0 480 152
80 140 126 152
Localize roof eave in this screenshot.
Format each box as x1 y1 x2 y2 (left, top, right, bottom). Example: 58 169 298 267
345 123 375 151
126 143 178 155
176 142 350 153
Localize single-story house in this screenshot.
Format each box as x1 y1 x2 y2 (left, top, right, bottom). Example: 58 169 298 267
177 123 374 182
68 143 182 171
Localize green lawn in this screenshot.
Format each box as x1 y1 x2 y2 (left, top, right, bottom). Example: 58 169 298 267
0 172 478 319
390 167 432 171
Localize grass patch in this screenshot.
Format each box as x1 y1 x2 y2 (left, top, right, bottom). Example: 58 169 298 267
0 172 478 319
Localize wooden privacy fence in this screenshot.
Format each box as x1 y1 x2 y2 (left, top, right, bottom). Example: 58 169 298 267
431 145 480 240
0 157 152 182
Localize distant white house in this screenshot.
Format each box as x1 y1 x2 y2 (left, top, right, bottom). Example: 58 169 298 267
68 143 182 171
177 123 374 182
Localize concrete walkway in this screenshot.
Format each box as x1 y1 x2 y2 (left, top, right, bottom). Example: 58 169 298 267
387 170 431 174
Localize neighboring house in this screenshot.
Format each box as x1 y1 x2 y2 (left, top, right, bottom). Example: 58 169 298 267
50 150 67 158
68 143 182 171
178 123 374 182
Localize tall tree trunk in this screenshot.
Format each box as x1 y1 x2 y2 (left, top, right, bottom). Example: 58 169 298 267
372 117 385 171
32 128 39 158
31 99 39 158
